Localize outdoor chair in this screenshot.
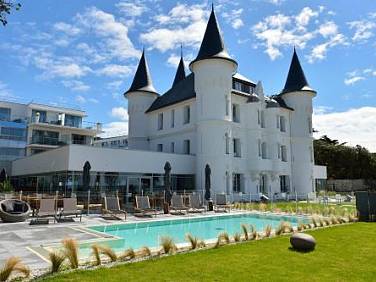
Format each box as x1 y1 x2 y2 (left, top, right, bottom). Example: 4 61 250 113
36 198 57 223
214 194 231 212
135 195 156 217
188 194 206 213
58 198 82 222
102 195 127 220
170 194 189 214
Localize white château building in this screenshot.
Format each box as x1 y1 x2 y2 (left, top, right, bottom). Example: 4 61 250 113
11 7 326 200
124 7 321 197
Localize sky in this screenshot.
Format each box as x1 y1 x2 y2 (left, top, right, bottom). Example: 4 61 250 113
0 0 376 151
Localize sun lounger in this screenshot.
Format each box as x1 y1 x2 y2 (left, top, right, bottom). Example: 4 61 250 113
58 198 82 222
170 194 189 214
36 198 57 223
135 196 156 217
102 195 127 220
215 194 231 212
189 194 206 213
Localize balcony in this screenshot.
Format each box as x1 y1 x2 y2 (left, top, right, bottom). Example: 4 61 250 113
30 136 64 146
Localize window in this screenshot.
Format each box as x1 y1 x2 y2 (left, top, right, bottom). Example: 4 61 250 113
0 127 26 141
233 138 241 157
241 84 251 94
171 110 175 128
31 130 59 145
225 133 230 154
233 173 242 192
257 110 260 125
158 113 163 130
277 143 281 159
170 142 175 153
0 108 11 121
232 104 240 123
308 117 312 134
233 81 242 91
260 175 267 194
65 115 82 128
183 139 190 155
32 110 47 123
280 175 289 193
183 106 190 124
281 145 287 162
258 139 262 157
280 116 286 132
260 111 265 128
276 115 280 129
157 144 163 152
261 142 267 159
225 96 230 116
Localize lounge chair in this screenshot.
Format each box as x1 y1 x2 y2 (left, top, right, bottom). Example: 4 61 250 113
170 194 189 214
135 196 156 217
36 198 57 223
102 196 127 220
188 194 206 213
58 198 82 222
215 194 231 212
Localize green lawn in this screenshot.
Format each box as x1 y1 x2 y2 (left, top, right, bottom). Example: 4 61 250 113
39 223 376 282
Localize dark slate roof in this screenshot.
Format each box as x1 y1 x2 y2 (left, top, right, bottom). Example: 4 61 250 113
189 6 237 68
146 73 195 113
272 95 294 111
124 50 157 96
172 56 186 87
280 48 315 95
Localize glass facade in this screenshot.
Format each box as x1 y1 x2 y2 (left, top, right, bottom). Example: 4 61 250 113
65 114 82 128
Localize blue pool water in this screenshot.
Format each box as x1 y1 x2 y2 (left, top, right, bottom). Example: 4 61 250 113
82 213 308 254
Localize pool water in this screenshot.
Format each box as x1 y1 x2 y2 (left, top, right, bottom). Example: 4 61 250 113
81 213 308 255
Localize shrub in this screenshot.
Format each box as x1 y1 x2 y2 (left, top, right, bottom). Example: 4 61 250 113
62 238 79 269
160 236 176 254
264 225 272 237
0 257 30 282
48 251 66 273
241 224 249 241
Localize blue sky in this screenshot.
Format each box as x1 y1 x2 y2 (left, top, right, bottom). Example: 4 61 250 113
0 0 376 150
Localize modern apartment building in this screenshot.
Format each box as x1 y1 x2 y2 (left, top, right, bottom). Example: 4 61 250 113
0 100 101 173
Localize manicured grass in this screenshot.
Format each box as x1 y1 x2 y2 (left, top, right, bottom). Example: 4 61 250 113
40 223 376 282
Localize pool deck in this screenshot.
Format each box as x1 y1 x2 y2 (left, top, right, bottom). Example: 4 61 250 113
0 211 253 271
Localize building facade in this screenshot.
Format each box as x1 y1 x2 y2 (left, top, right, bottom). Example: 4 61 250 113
11 7 326 201
125 7 319 197
93 135 128 149
0 100 100 173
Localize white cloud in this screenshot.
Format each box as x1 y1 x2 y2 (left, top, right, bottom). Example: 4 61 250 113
111 107 129 121
97 64 133 77
313 107 376 152
344 68 376 85
76 7 140 60
166 53 193 68
308 33 346 63
140 4 208 52
107 80 123 90
75 94 98 104
0 81 17 100
252 7 346 62
62 80 90 92
53 22 81 36
295 7 318 28
116 2 147 17
100 121 128 138
222 8 244 30
348 18 376 42
344 76 365 85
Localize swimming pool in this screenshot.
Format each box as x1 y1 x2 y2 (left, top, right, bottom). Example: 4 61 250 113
81 213 308 254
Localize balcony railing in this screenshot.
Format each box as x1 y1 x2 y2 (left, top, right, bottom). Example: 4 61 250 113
30 117 101 131
30 136 63 146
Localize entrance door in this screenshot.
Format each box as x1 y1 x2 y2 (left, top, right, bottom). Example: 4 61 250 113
126 177 140 208
140 177 152 196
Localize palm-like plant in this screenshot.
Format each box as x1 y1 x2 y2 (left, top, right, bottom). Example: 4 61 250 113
0 257 30 282
48 251 66 273
62 238 79 269
241 224 249 241
120 248 135 261
160 236 176 254
138 246 151 258
264 225 272 237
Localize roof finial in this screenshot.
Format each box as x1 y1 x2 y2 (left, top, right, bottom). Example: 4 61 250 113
180 43 183 58
211 2 214 12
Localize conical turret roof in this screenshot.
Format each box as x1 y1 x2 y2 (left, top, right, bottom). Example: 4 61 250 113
172 53 186 87
189 5 237 68
124 50 157 96
281 48 315 94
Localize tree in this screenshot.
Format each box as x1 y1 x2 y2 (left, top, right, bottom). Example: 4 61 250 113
0 0 21 26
